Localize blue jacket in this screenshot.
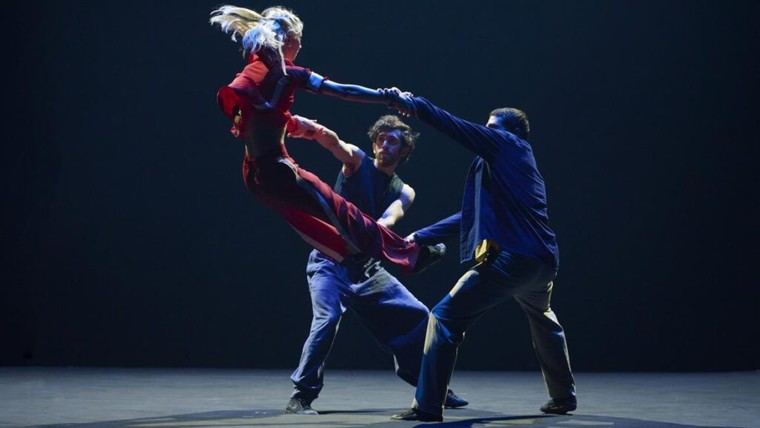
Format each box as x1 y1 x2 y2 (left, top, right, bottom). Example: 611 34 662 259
410 97 559 268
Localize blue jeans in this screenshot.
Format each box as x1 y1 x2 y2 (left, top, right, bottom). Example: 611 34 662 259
290 250 430 401
415 250 575 416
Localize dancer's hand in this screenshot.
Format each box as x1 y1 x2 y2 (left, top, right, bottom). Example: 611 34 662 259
404 233 416 244
288 115 321 140
380 87 416 117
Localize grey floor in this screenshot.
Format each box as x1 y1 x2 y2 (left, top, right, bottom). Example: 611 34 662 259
1 368 758 428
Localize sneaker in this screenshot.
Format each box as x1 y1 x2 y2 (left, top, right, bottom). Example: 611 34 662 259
540 397 577 415
412 243 446 273
285 397 318 415
444 389 468 408
391 407 443 422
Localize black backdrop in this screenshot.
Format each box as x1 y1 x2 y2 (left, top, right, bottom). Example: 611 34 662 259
2 1 758 371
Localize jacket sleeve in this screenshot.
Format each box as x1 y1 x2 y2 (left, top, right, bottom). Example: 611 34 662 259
412 211 461 245
411 96 519 160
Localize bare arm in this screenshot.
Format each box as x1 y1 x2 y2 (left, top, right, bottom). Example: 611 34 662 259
288 115 365 173
377 184 415 229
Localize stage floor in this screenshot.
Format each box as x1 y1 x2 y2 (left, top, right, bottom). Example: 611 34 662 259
1 368 758 428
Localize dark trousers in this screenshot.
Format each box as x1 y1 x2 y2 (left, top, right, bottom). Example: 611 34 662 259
290 250 430 401
415 250 575 416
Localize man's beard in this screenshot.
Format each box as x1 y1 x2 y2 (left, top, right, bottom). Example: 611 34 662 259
376 153 397 168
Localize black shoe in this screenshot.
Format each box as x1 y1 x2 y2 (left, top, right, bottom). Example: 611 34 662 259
444 389 468 408
285 397 318 415
412 243 446 273
540 397 577 415
391 407 443 422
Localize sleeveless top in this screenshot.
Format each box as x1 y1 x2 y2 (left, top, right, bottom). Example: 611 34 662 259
334 156 405 220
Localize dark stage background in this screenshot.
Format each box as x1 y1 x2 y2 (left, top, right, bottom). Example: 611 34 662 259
2 1 758 372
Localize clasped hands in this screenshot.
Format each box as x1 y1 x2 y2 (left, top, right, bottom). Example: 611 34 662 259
288 87 415 140
379 87 416 117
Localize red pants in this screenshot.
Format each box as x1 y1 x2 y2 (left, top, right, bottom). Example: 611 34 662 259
242 154 420 270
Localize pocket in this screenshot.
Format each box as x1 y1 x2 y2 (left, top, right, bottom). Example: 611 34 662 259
482 250 543 286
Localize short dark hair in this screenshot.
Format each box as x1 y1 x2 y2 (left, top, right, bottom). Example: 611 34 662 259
489 107 530 140
367 115 419 162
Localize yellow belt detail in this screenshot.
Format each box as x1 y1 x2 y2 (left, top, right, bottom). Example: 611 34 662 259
475 239 499 263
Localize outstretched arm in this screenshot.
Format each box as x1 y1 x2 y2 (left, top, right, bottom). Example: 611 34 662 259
377 184 415 229
382 88 514 160
316 78 391 105
408 211 462 245
288 115 365 173
294 67 394 105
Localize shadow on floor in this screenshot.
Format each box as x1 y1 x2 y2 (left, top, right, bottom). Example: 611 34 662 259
32 408 744 428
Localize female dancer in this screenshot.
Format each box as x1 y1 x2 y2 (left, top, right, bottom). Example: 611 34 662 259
210 5 441 271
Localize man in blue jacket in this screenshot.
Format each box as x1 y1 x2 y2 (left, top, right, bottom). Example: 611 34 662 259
382 89 576 422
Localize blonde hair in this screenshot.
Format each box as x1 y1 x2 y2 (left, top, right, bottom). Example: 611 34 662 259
210 5 303 61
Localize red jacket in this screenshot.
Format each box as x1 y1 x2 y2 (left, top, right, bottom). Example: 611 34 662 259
217 51 315 138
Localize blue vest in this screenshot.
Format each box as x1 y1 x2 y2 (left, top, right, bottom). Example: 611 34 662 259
334 156 405 220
